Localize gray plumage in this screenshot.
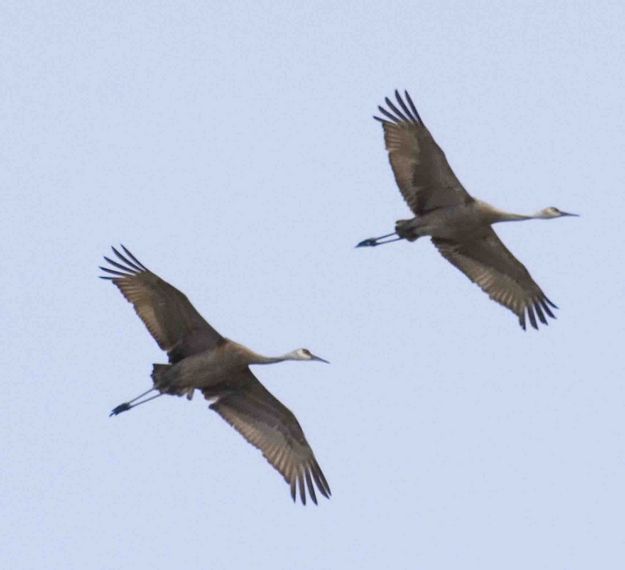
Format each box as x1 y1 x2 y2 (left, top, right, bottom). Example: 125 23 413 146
101 246 330 505
358 90 577 330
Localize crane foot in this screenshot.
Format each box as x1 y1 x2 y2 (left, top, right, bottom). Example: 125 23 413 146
356 238 379 247
109 402 132 416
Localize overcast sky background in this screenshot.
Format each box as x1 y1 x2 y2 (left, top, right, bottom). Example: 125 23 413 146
2 2 624 569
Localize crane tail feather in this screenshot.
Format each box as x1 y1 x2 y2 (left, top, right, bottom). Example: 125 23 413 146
151 364 171 387
534 302 548 325
544 296 558 309
384 96 410 123
305 471 317 505
404 91 423 123
395 90 419 124
539 299 556 319
120 244 149 271
111 246 144 273
519 312 526 330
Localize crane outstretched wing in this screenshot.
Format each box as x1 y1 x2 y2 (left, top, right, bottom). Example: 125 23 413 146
375 90 473 215
206 369 331 505
432 229 557 330
100 245 224 362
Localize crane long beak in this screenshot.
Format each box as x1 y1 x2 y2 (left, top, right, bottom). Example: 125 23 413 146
560 211 579 217
311 354 330 364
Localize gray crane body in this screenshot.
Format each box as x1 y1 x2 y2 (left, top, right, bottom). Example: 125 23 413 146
151 339 284 399
358 90 577 329
395 200 530 241
100 245 331 505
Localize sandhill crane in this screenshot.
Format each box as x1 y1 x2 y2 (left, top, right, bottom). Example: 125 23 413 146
100 246 331 505
357 90 577 330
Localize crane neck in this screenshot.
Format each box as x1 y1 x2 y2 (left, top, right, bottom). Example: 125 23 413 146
252 354 289 365
227 339 304 366
493 212 532 223
225 340 288 366
475 200 532 224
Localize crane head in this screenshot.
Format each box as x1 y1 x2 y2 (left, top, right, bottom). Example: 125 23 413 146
288 348 330 363
537 206 579 219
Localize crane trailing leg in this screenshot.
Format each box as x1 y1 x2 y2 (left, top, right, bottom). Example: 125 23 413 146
109 386 161 416
109 362 195 417
108 364 173 416
356 230 405 247
356 219 421 247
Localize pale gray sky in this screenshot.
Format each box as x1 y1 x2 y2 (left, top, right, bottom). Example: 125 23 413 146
2 2 624 569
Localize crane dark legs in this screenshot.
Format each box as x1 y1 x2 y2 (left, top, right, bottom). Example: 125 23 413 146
357 219 423 247
109 388 163 416
356 232 404 247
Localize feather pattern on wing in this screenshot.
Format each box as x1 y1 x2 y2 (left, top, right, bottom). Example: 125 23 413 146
207 370 331 505
374 90 473 215
432 229 557 330
100 246 223 362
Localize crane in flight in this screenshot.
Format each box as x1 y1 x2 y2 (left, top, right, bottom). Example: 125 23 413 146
100 246 331 505
357 90 577 330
